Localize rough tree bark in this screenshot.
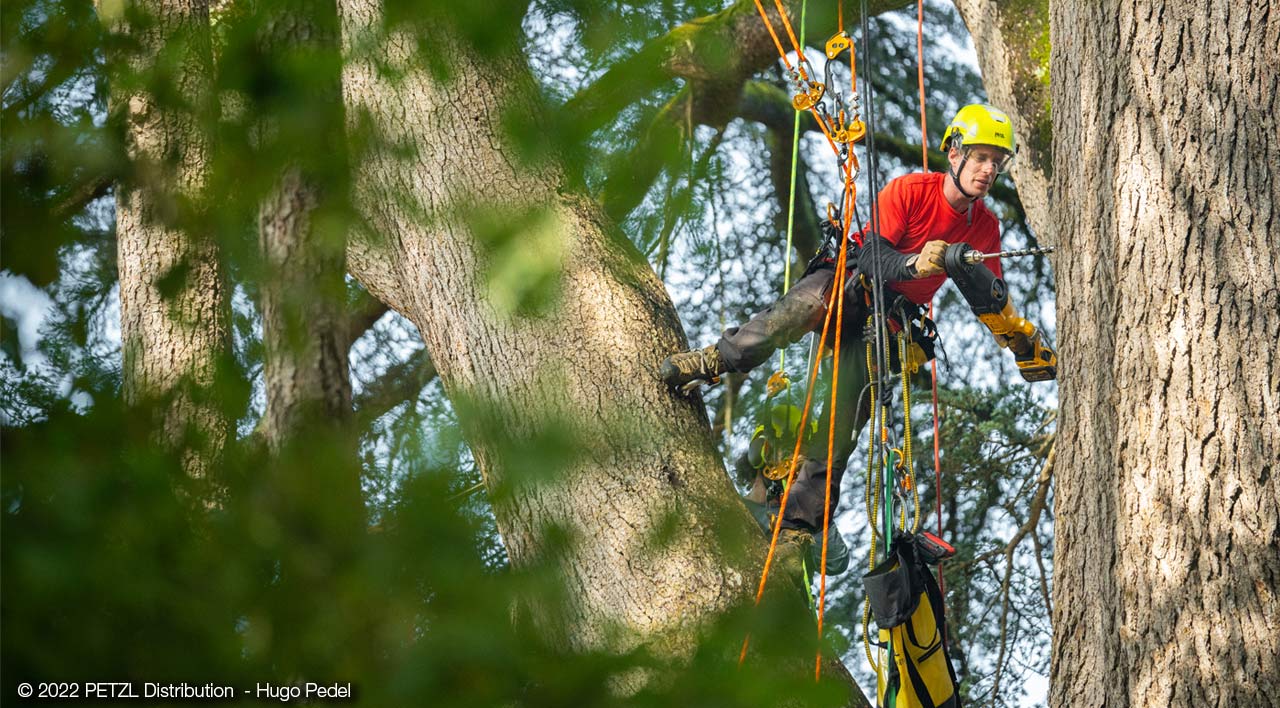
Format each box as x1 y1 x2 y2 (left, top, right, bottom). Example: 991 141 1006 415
952 0 1053 243
256 0 355 454
1050 1 1279 706
336 4 863 698
102 0 231 480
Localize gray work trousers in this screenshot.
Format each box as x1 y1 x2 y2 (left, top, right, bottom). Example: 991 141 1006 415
717 267 872 532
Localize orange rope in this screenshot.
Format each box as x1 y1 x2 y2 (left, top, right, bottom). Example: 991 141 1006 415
739 179 856 668
749 0 855 183
771 0 812 71
737 236 844 665
741 0 863 671
751 0 795 73
813 160 856 679
916 0 928 170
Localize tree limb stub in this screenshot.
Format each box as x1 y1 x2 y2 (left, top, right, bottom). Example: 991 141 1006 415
352 347 437 430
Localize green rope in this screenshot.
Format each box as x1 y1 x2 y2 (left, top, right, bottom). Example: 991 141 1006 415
778 0 806 377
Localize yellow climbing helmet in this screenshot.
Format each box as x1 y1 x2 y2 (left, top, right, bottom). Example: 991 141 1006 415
940 103 1017 155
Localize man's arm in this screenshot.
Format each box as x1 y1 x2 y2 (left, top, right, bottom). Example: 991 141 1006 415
858 237 948 281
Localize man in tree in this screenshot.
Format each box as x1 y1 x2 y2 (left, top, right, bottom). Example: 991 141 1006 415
662 103 1057 537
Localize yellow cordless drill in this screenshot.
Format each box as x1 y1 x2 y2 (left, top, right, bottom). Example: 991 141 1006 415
943 244 1058 382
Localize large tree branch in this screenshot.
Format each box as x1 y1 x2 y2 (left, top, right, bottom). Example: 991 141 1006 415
561 0 909 141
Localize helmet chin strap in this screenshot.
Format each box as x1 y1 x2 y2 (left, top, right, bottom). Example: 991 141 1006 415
949 155 981 203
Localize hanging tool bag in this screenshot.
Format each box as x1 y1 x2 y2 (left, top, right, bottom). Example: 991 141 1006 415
863 532 961 708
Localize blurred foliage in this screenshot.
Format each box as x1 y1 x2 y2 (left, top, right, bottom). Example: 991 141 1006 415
3 383 858 706
3 0 1056 705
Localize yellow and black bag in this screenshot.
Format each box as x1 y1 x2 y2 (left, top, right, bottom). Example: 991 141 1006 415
863 532 961 708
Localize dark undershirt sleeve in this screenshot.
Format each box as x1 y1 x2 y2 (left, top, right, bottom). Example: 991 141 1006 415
857 234 915 282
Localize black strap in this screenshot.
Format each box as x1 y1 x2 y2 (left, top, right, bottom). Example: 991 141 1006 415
920 550 962 707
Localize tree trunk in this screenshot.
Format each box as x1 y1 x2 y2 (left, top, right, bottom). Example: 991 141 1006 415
253 5 368 671
951 0 1052 243
256 0 355 453
1049 1 1279 706
103 0 231 481
259 168 354 444
335 4 860 692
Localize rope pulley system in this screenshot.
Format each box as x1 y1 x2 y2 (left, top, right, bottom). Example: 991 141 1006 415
736 0 971 698
736 0 1052 700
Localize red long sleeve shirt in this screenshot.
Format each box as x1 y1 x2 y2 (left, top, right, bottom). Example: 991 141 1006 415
854 172 1003 305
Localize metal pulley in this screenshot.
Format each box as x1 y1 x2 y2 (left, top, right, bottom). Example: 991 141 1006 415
831 109 867 144
762 457 794 481
792 81 826 111
825 31 852 60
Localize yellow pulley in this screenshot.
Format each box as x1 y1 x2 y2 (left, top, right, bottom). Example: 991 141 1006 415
792 81 826 111
825 31 852 59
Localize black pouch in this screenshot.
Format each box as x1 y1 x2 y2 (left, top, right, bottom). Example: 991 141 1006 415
862 533 923 628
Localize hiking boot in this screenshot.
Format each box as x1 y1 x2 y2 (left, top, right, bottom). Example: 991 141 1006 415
774 527 815 579
777 527 814 551
660 344 727 394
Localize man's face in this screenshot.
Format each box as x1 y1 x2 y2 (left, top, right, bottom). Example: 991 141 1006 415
948 145 1011 197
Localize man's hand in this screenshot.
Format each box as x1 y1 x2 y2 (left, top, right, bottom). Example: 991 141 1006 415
1013 329 1058 382
993 316 1035 354
909 240 948 278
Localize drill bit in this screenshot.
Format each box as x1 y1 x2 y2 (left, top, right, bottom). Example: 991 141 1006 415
962 245 1056 264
